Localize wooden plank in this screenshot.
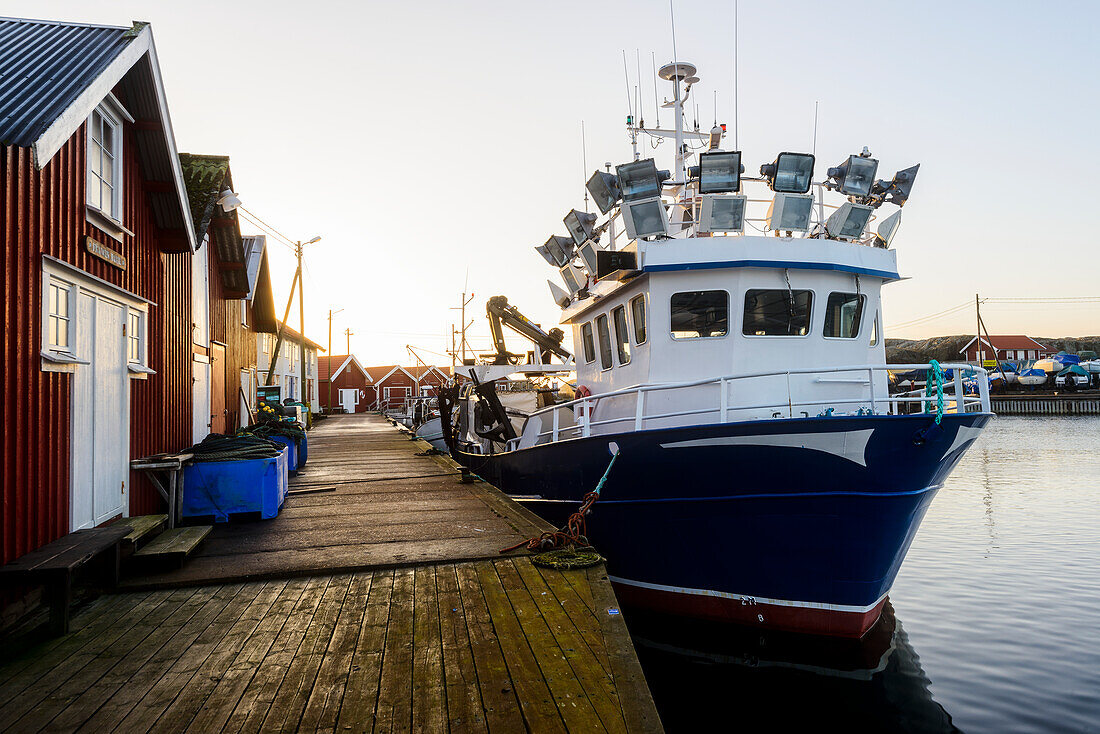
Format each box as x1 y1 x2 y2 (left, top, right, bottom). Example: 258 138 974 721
36 586 212 732
491 559 609 733
467 562 567 734
336 568 394 733
134 525 213 558
586 566 664 734
411 565 446 734
297 572 372 732
510 559 625 733
147 580 288 731
225 575 331 733
374 566 415 734
435 563 489 734
0 526 128 575
183 578 309 732
113 514 168 545
110 582 263 732
530 563 612 677
73 584 243 733
258 574 352 731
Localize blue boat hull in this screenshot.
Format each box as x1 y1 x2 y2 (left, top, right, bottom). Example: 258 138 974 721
453 412 992 636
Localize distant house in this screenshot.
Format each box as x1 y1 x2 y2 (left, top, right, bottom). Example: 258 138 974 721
364 364 453 411
0 18 199 561
258 323 324 413
960 335 1054 364
409 365 452 396
318 354 372 413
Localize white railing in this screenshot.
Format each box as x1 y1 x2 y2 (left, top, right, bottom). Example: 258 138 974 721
505 363 990 449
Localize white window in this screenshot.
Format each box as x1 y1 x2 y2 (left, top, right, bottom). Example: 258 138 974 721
47 280 73 352
127 309 143 363
87 104 123 220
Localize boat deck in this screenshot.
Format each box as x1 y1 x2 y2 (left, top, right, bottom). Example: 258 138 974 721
0 414 661 733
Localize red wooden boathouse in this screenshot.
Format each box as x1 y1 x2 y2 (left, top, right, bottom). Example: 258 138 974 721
318 354 373 413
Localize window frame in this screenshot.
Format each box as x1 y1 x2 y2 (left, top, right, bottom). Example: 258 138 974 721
611 305 631 366
630 294 647 345
595 314 613 371
741 288 814 338
822 292 866 340
869 309 880 347
85 98 130 223
670 289 731 341
580 322 596 364
127 309 143 364
46 278 75 354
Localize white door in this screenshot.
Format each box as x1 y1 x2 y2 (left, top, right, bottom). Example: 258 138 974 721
70 292 129 530
192 360 211 442
340 388 358 413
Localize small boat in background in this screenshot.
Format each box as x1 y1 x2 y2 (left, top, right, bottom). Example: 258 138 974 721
1018 368 1048 387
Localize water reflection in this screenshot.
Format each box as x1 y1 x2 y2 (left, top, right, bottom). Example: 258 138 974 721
627 601 960 733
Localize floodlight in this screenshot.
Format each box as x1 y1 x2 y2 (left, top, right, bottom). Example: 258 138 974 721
586 171 622 214
617 159 663 201
622 197 669 239
874 209 902 248
698 194 747 233
708 125 724 149
699 151 743 194
874 164 920 207
559 263 587 294
760 152 815 193
578 240 600 273
536 235 575 268
825 202 874 240
765 192 814 232
564 209 598 246
547 280 572 308
595 250 638 279
827 154 879 197
217 189 241 212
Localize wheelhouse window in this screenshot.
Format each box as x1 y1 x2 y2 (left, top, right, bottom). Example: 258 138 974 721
581 322 595 363
742 289 813 336
595 314 613 370
612 306 631 365
87 105 123 220
630 295 647 345
869 310 880 346
823 292 865 339
47 281 72 351
671 290 728 339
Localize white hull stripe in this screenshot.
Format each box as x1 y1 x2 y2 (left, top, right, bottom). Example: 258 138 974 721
608 575 888 614
659 428 875 467
943 425 983 458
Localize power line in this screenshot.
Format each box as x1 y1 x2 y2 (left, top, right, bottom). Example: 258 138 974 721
238 205 299 247
887 301 971 330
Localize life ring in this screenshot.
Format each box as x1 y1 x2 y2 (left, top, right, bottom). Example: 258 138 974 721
575 385 592 399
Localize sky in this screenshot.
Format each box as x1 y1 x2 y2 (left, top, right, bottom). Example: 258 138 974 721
11 1 1100 361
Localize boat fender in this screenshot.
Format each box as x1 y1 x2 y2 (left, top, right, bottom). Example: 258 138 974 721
912 420 944 446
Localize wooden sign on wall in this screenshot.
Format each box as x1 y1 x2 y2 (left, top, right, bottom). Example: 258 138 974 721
85 237 127 270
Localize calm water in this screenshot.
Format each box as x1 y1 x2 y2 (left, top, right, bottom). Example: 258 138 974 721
627 416 1100 733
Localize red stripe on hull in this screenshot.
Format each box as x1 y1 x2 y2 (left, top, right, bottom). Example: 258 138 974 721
613 582 887 638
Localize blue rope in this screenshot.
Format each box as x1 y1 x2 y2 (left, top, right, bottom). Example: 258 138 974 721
592 450 620 497
925 359 944 425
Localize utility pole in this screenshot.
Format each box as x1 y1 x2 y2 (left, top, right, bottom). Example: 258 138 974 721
344 327 353 355
265 236 320 392
975 293 981 365
449 290 475 365
297 241 306 403
327 308 343 413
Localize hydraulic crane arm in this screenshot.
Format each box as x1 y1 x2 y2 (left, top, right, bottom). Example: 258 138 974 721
486 295 572 366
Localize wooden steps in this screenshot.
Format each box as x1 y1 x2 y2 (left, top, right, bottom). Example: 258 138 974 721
133 526 212 566
113 514 167 549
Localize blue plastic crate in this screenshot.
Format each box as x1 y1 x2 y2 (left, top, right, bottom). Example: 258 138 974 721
181 447 289 522
298 432 308 467
269 435 299 473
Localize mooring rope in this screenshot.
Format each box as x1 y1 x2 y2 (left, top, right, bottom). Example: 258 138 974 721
925 359 945 425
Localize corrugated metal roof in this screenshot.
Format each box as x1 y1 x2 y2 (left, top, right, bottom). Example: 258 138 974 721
0 17 134 147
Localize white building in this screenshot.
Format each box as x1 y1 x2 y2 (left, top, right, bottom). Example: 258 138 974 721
257 322 323 413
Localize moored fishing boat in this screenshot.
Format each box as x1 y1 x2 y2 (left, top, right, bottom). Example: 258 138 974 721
440 59 993 637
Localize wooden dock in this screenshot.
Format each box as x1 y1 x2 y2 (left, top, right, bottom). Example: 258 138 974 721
991 392 1100 415
0 414 661 733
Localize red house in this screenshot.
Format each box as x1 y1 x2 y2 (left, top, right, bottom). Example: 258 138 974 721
318 355 373 413
365 364 453 412
1 18 199 563
960 335 1054 364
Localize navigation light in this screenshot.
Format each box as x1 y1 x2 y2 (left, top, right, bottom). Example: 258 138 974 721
765 192 814 232
825 202 874 240
760 152 815 193
698 194 747 233
564 209 598 246
622 197 669 239
699 151 744 194
874 210 902 248
827 154 879 198
536 235 575 268
586 171 622 214
872 164 920 207
616 159 667 201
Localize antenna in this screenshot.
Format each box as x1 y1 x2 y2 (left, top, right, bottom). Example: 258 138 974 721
621 49 633 118
651 51 660 127
733 0 739 149
581 120 589 212
713 90 717 127
812 101 820 155
635 49 642 124
669 0 679 69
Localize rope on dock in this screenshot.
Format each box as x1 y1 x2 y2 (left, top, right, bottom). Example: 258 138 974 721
500 447 620 567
